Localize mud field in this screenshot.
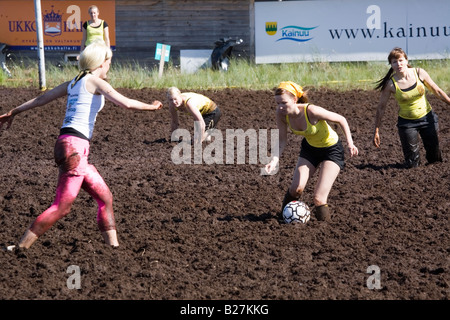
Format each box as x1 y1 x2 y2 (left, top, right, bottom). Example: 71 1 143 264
0 87 448 303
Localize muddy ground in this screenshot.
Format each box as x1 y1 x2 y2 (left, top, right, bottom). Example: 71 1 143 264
0 87 448 307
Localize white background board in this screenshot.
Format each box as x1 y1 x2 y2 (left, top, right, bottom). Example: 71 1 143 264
180 50 212 74
255 0 450 63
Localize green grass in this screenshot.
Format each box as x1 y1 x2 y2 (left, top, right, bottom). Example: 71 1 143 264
1 57 449 92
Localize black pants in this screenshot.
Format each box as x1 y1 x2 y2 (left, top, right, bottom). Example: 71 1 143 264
203 107 222 130
397 111 442 168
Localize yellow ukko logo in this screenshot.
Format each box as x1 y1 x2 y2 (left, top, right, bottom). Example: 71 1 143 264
265 22 277 36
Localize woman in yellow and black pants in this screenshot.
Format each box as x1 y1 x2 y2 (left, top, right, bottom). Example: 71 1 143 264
265 81 358 222
374 47 450 168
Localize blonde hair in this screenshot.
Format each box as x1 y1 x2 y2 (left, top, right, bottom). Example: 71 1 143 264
167 87 181 99
78 41 112 72
88 5 99 14
71 41 111 88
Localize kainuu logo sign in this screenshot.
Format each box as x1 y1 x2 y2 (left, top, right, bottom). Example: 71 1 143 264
265 22 318 42
277 25 318 42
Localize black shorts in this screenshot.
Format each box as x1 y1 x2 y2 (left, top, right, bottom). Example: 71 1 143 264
299 138 345 169
203 107 221 130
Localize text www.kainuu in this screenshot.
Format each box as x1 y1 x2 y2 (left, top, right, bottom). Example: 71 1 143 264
329 22 450 40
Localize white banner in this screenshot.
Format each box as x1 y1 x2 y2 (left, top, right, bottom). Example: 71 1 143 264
255 0 450 63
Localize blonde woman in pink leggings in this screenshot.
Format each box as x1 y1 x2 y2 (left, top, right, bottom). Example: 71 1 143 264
0 42 162 250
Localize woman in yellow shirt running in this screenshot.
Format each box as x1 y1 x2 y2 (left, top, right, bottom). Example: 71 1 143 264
265 81 358 222
373 47 450 168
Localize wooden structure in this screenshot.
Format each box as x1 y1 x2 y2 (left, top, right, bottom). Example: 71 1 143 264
3 0 263 67
114 0 255 65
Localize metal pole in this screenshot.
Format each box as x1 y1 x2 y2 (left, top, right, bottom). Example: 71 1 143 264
34 0 46 91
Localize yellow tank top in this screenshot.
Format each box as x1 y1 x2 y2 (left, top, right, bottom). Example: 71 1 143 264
85 20 105 46
392 68 432 120
183 93 217 115
286 105 339 148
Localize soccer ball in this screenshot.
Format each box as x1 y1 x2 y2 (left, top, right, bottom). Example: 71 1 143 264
282 201 311 224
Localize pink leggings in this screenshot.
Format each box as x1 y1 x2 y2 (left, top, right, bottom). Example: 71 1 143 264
29 135 115 237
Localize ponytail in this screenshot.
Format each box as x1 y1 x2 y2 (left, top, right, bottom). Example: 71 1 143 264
71 69 91 88
375 67 394 91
